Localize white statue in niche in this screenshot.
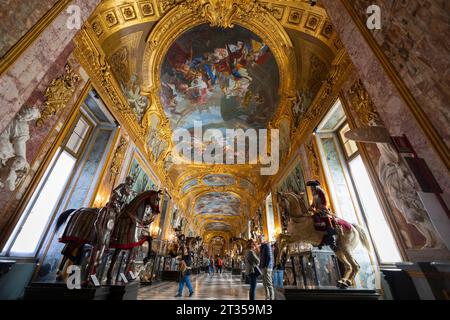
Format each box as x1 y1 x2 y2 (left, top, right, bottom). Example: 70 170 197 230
345 127 444 249
0 106 41 191
376 142 443 249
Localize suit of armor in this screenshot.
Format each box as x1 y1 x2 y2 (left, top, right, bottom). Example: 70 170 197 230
308 182 337 251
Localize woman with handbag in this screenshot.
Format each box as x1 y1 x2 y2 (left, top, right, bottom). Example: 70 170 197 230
244 239 261 300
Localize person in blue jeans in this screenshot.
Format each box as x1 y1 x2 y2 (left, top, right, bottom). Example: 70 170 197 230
244 239 260 300
175 247 194 297
272 242 287 289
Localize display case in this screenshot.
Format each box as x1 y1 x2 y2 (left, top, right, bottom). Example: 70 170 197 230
285 247 341 288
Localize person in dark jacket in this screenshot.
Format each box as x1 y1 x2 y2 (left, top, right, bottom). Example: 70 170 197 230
175 247 194 297
244 239 260 300
258 235 275 300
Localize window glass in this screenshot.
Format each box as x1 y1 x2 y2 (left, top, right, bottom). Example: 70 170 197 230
66 116 90 154
349 155 402 263
8 150 76 256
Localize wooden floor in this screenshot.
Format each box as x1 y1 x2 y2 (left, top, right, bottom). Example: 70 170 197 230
138 272 266 300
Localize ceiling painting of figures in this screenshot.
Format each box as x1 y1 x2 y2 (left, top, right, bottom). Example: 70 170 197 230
203 174 236 186
205 222 232 232
160 24 280 161
194 192 241 216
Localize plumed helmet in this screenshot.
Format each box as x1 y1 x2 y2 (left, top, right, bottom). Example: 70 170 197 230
125 176 135 185
306 180 321 187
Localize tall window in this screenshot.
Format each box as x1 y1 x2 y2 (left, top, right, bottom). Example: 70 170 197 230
2 115 92 258
316 101 401 264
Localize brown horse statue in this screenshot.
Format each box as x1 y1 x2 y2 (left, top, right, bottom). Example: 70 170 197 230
277 191 370 288
55 190 161 285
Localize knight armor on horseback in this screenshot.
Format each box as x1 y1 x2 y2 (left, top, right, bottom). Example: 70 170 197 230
306 180 337 251
109 176 136 212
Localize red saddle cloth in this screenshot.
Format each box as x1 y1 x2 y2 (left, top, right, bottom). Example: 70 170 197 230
312 215 352 232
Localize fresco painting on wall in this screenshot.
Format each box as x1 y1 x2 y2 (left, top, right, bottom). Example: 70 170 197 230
128 152 157 194
195 192 240 216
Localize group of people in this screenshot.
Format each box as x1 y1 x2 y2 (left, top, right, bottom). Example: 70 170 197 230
205 256 224 275
244 235 287 300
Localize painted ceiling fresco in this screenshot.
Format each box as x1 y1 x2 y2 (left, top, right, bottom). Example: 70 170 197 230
205 222 232 232
203 174 235 186
160 24 280 161
194 192 241 216
181 178 198 194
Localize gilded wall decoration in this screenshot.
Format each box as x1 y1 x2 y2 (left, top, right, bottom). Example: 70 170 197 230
306 141 320 181
36 64 80 126
348 79 380 126
109 136 129 184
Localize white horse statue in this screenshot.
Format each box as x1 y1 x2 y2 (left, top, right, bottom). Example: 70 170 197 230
277 191 370 288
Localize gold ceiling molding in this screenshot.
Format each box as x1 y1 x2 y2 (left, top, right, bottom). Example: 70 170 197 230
36 64 81 126
90 0 340 55
138 1 297 210
73 24 175 193
265 48 353 190
348 79 380 126
141 0 296 96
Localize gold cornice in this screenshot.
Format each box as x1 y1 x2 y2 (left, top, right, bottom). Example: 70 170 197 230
91 0 340 55
73 24 175 193
0 0 72 76
265 49 353 191
341 0 450 171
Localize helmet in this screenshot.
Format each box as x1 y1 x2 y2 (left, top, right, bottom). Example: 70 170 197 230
306 180 321 187
125 176 135 185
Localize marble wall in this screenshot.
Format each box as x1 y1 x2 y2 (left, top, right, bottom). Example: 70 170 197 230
349 0 450 150
339 70 450 261
0 0 60 58
321 0 450 203
0 0 100 134
0 53 87 244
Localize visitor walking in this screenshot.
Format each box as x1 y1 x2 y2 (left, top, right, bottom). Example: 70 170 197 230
244 239 260 300
209 257 215 275
273 242 287 289
175 247 194 298
217 257 223 274
259 235 275 300
205 256 211 275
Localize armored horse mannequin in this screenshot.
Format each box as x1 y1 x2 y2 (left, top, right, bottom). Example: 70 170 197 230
55 189 161 285
277 191 370 288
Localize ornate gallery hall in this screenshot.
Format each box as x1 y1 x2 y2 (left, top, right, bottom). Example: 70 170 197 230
0 0 449 301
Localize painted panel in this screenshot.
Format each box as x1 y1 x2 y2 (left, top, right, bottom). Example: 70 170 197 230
194 192 240 216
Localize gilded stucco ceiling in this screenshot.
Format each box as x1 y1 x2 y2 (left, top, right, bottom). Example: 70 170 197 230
87 0 340 239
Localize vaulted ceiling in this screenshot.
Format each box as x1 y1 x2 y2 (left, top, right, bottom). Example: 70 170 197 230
85 0 341 240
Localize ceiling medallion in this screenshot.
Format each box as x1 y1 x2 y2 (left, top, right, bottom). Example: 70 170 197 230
180 0 270 28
